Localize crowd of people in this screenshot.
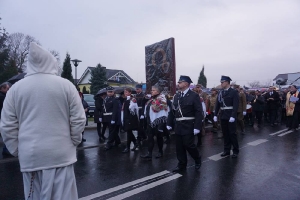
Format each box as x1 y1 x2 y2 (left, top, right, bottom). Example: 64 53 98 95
0 42 300 199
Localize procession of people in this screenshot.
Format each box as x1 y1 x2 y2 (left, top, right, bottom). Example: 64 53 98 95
1 43 300 199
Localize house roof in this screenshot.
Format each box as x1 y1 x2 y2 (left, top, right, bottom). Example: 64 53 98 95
273 72 300 81
78 66 136 84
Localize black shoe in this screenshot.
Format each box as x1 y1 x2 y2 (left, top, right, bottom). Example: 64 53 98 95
155 152 163 158
131 143 139 151
232 154 238 158
114 142 121 147
220 152 230 157
140 153 152 160
172 166 186 173
195 163 201 170
2 151 13 156
164 138 170 144
104 145 112 151
81 138 86 142
122 148 129 153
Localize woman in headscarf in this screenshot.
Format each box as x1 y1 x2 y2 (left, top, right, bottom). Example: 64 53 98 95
140 85 169 160
286 85 300 131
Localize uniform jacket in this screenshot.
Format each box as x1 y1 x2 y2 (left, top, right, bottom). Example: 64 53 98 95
123 98 139 131
264 91 280 110
168 89 203 135
207 94 217 113
94 96 103 123
101 96 121 125
214 88 239 120
238 92 247 113
0 43 86 172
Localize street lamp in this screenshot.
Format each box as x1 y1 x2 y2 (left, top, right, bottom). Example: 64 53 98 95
71 59 82 85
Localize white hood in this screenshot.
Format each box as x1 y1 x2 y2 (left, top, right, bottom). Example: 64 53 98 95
26 42 58 76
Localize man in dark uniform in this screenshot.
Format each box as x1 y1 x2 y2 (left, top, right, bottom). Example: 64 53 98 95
100 86 122 150
214 75 239 158
167 75 203 172
264 86 280 126
95 92 107 142
135 84 147 146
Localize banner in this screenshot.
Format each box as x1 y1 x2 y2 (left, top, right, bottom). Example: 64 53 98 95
145 38 176 95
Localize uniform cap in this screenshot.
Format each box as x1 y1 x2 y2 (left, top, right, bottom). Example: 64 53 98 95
178 75 193 84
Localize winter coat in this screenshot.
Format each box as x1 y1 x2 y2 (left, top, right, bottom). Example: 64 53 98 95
123 98 139 131
251 95 265 112
94 96 103 123
0 43 86 172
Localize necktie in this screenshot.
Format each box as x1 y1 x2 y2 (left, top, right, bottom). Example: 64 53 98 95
181 92 184 98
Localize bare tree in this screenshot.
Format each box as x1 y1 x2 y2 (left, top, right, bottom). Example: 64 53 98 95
49 49 62 75
7 32 40 72
247 81 261 88
261 79 273 87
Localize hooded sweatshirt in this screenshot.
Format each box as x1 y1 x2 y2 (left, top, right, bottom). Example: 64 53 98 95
0 43 86 172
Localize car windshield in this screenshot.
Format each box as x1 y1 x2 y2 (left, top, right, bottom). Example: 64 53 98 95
84 95 94 102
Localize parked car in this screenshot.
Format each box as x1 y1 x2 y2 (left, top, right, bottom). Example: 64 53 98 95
83 94 95 117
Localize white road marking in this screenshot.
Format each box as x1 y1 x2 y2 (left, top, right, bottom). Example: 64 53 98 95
247 139 268 146
269 129 288 136
106 174 182 200
78 170 170 200
278 130 294 137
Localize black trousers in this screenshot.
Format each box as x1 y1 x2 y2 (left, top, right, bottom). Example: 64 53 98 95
286 111 300 129
126 130 137 148
252 111 263 125
137 119 146 140
175 134 201 168
221 120 239 154
147 126 163 154
107 124 120 146
101 122 108 137
268 109 277 124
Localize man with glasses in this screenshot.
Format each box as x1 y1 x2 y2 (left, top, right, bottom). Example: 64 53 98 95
214 76 239 158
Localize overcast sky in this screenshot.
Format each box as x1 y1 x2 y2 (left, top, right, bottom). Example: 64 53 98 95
1 0 300 87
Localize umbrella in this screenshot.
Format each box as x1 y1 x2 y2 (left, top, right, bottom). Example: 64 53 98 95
114 86 136 94
7 73 26 84
96 88 107 95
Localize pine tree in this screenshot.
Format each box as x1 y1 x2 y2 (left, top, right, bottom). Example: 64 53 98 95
197 65 207 88
61 53 74 84
89 63 107 95
0 19 18 83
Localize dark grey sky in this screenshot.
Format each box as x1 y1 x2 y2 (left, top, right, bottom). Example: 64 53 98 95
2 0 300 87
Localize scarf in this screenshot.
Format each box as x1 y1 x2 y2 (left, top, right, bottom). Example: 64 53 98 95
121 97 139 124
286 91 299 116
144 94 169 127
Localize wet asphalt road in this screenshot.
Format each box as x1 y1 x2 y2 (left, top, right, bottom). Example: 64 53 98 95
1 123 300 200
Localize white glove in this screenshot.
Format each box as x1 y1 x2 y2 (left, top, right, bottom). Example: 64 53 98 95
166 126 172 130
99 118 102 122
206 112 209 115
140 115 144 119
213 116 218 122
146 94 151 98
111 121 115 124
243 111 246 116
229 117 235 123
194 129 200 135
158 129 163 132
126 96 130 100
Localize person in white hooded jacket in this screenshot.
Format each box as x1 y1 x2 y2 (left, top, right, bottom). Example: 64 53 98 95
0 43 86 200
